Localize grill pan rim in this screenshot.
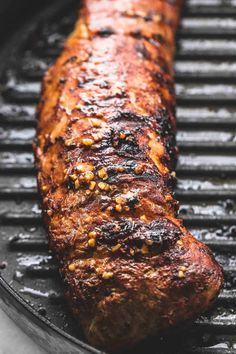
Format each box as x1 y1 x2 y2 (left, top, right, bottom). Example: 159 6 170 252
0 277 103 354
0 0 234 353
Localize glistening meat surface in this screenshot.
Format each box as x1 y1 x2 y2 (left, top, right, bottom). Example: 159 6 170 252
35 0 223 351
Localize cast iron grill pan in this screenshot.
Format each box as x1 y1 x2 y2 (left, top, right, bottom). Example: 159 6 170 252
0 0 236 353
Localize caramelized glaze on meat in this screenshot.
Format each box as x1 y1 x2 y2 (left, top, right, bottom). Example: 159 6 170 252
35 0 223 351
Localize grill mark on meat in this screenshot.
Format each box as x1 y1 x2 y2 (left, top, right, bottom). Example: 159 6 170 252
97 218 180 250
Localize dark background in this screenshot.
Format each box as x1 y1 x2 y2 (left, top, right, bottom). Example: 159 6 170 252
0 0 57 45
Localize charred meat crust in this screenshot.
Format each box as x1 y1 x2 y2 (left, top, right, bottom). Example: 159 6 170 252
35 0 223 351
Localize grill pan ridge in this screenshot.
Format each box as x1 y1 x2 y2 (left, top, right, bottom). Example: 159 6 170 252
0 0 236 353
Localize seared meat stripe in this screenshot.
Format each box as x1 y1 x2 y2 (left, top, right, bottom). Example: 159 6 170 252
35 0 223 351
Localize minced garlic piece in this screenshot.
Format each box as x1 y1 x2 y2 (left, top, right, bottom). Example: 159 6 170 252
74 180 80 189
111 244 121 252
115 196 126 205
176 240 183 246
140 215 148 222
68 263 76 272
80 24 89 39
117 166 124 173
102 271 114 279
93 133 103 142
89 181 96 190
179 266 187 272
84 216 92 223
70 174 77 181
115 204 122 213
98 168 108 180
76 164 86 173
134 164 143 174
88 238 96 247
84 171 94 181
130 248 135 256
165 194 172 201
91 119 101 128
98 182 109 191
81 138 94 146
88 231 97 238
178 270 185 278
